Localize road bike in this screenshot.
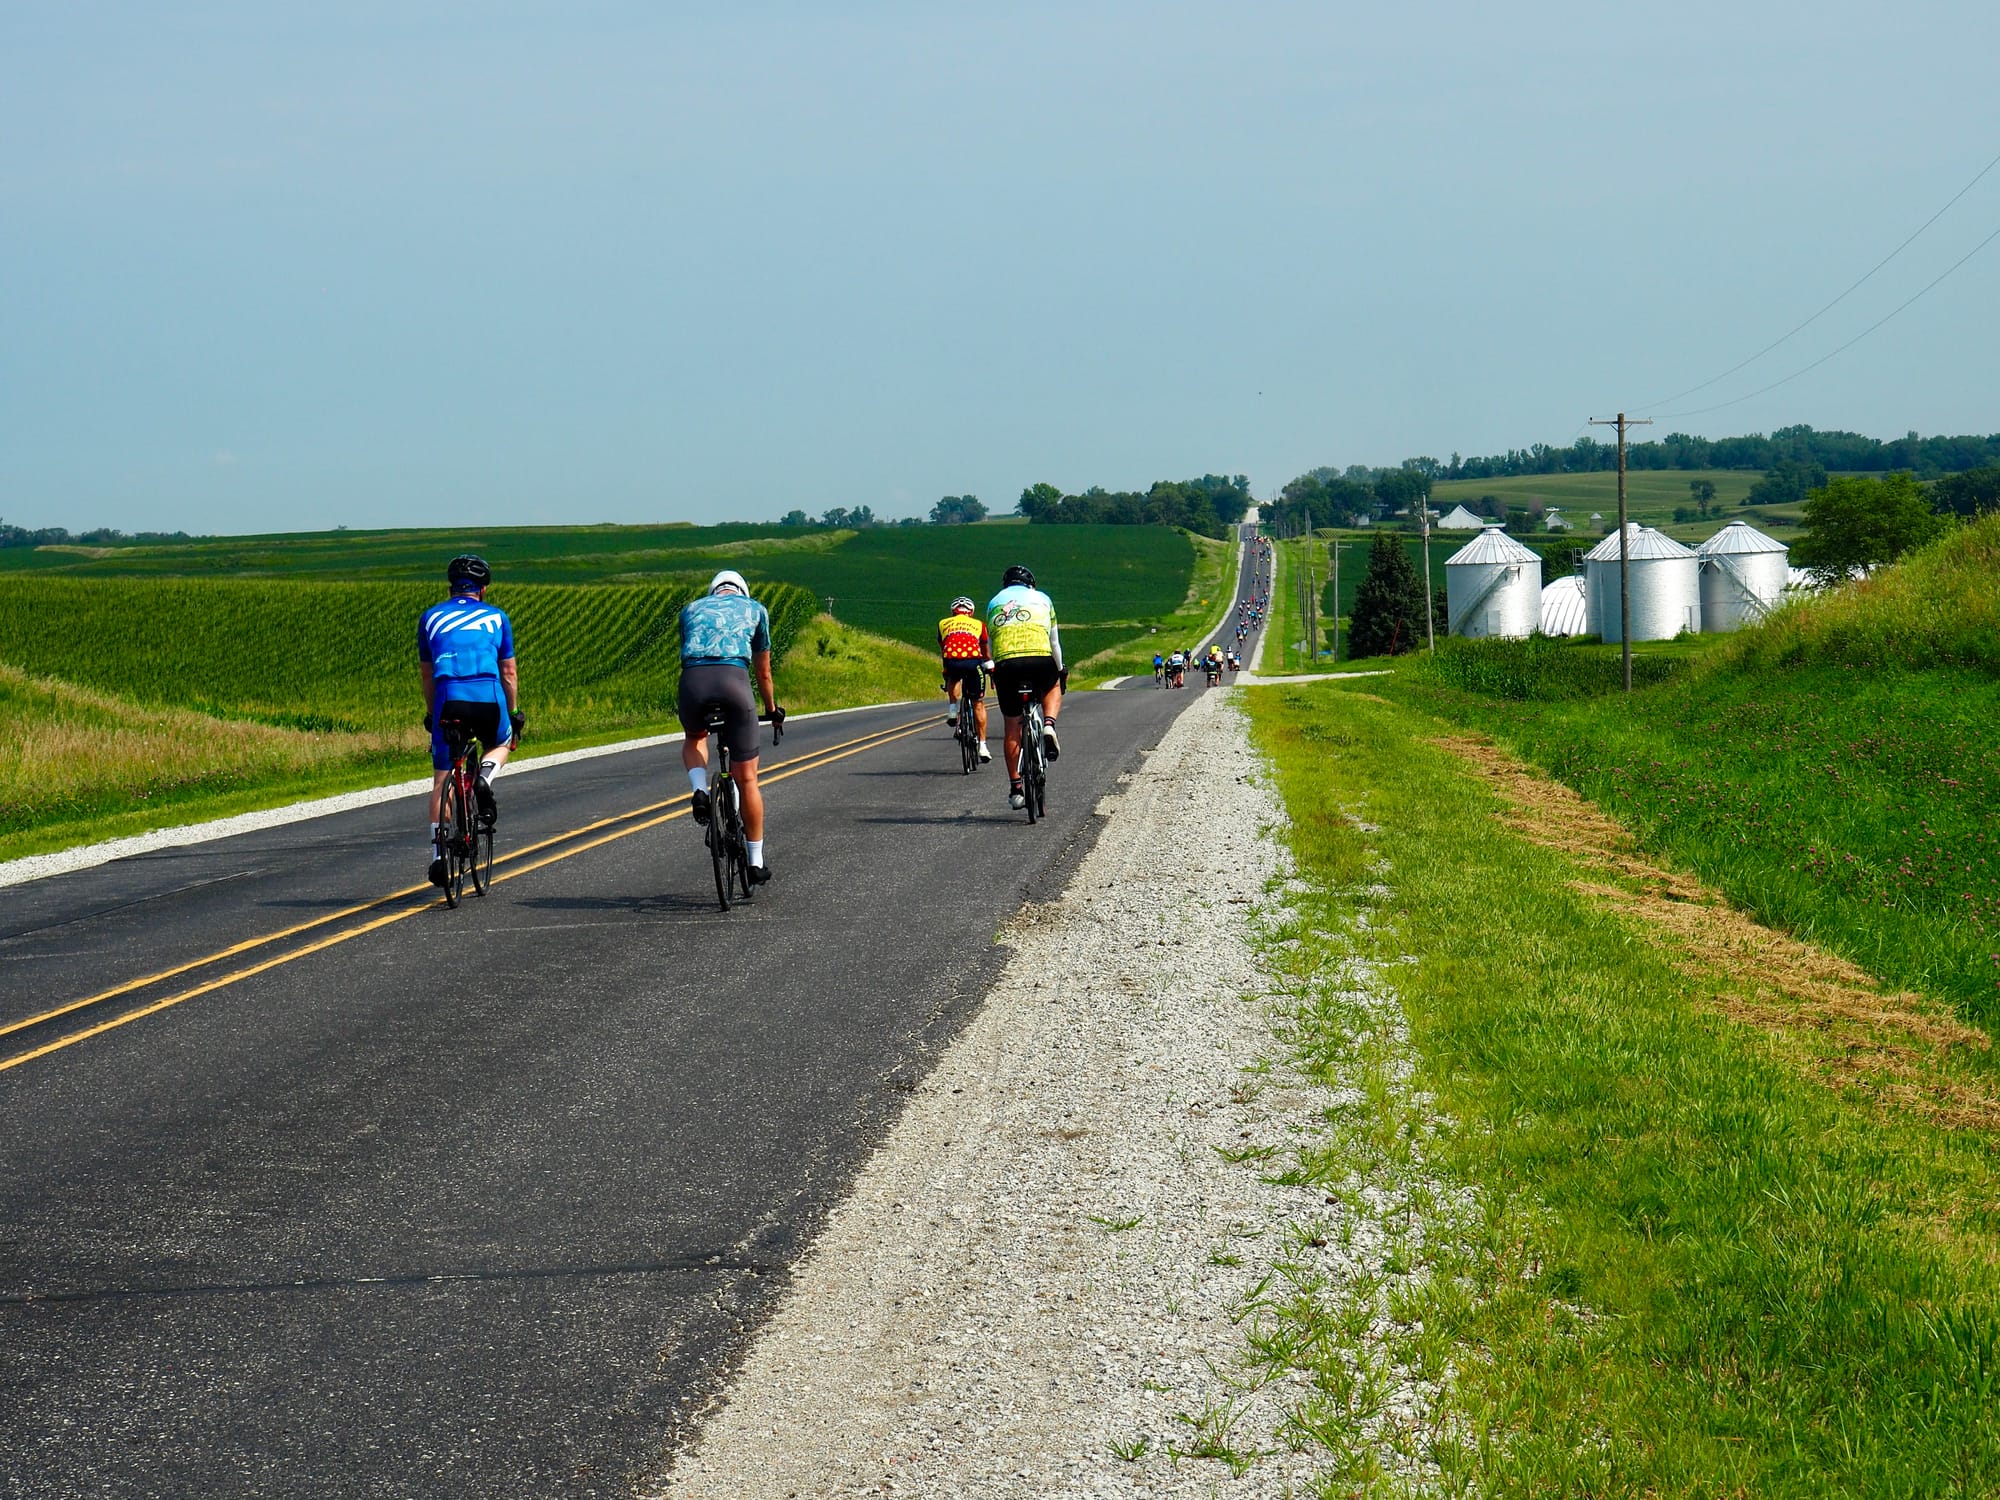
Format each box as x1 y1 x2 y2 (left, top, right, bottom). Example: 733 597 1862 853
435 713 495 909
952 669 986 774
1011 685 1049 824
701 705 784 910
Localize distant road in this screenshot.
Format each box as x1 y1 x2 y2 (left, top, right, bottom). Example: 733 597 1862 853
0 558 1268 1499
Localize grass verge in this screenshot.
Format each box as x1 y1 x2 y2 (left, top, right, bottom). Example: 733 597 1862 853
1244 679 2000 1495
1070 529 1240 686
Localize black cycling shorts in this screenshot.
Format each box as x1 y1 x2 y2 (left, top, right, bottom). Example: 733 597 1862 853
942 660 985 700
431 700 506 771
991 656 1061 717
677 662 761 762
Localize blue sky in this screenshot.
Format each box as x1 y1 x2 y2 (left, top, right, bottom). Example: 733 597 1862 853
4 1 1996 533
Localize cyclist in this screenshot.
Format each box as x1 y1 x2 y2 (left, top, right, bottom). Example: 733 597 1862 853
419 554 522 888
985 564 1062 811
937 595 992 762
1152 651 1165 686
679 570 782 883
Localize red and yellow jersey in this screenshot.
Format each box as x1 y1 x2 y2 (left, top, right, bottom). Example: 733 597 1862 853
938 613 989 661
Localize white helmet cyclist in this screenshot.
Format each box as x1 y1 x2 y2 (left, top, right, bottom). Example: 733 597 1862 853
949 595 976 614
709 569 749 596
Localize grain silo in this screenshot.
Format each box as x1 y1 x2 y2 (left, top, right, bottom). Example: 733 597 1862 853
1445 525 1542 638
1538 574 1589 636
1582 524 1700 642
1696 521 1789 631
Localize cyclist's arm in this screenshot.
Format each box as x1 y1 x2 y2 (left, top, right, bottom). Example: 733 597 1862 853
752 649 777 715
1048 611 1063 672
420 662 436 714
500 657 519 711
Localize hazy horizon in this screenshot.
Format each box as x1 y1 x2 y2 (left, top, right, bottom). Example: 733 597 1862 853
5 1 1996 535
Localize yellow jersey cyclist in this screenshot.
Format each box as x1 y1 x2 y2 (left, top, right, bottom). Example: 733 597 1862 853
678 570 784 884
418 554 522 888
937 596 992 763
985 563 1063 811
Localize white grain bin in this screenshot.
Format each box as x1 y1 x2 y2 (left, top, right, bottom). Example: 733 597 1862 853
1696 521 1789 631
1538 574 1589 636
1581 524 1701 642
1445 525 1543 639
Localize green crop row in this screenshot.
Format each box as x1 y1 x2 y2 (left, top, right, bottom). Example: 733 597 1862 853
0 576 817 741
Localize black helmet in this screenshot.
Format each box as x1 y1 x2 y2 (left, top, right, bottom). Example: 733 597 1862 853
1002 564 1035 589
447 554 491 592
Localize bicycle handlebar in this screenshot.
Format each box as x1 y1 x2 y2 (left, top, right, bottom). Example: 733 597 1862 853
761 706 786 744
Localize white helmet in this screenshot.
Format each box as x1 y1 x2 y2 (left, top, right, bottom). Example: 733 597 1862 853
709 569 749 596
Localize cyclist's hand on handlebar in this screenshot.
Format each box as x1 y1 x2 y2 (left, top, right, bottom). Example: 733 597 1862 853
423 712 433 733
763 705 786 743
509 709 526 745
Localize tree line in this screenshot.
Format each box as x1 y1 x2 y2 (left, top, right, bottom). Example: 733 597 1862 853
1444 424 2000 482
0 520 195 549
1014 474 1252 539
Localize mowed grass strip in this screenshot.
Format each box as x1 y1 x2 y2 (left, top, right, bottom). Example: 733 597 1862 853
1246 681 2000 1496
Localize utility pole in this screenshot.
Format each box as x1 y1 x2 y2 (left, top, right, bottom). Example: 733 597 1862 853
1419 489 1435 652
1588 412 1653 692
1330 540 1340 663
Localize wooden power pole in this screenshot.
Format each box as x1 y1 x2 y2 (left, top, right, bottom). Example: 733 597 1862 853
1588 412 1652 692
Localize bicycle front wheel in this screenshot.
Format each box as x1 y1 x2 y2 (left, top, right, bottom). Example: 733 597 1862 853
708 788 732 912
442 778 468 908
471 824 493 896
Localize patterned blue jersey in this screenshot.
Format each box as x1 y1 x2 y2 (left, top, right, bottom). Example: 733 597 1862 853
419 594 515 707
679 593 771 669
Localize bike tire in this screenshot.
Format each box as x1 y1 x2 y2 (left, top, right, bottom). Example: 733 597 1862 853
442 778 466 908
472 824 493 896
959 726 975 774
709 785 733 911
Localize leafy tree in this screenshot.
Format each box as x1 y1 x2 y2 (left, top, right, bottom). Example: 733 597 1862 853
1744 458 1826 508
1792 473 1949 586
1017 482 1063 521
1932 466 2000 517
1347 532 1428 658
1373 467 1429 528
1689 479 1717 516
779 509 810 526
820 507 850 528
930 494 988 525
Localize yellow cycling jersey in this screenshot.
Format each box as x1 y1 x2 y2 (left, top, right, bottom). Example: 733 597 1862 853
937 613 988 661
986 585 1057 661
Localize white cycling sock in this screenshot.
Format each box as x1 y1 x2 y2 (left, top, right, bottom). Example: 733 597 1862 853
688 766 709 793
747 838 765 867
478 759 500 783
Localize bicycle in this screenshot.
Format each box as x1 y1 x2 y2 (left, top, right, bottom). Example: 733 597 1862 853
952 668 986 774
1011 685 1049 824
701 704 785 910
434 713 495 909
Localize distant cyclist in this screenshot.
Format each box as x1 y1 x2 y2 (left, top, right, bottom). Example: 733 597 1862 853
1152 652 1165 685
419 554 522 888
679 570 783 884
986 564 1062 811
937 595 992 763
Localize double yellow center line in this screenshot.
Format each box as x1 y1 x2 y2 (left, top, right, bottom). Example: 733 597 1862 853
1 714 935 1075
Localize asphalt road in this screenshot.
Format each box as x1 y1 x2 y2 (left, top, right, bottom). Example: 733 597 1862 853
0 553 1269 1499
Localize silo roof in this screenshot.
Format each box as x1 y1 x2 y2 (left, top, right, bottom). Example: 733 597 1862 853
1697 520 1788 556
1539 575 1589 635
1581 523 1695 562
1446 525 1539 566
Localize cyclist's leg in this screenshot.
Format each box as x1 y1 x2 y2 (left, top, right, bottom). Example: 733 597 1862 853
736 753 764 842
1038 660 1063 760
970 667 989 751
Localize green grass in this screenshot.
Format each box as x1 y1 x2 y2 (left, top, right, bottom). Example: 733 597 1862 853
1065 529 1239 685
771 614 942 716
1431 468 1783 542
1382 517 2000 1025
1246 679 2000 1495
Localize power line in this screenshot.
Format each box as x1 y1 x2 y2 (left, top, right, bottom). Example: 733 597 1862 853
1653 217 2000 420
1635 144 2000 411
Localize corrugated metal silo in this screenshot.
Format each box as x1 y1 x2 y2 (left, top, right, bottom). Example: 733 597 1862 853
1581 524 1701 642
1696 521 1789 631
1538 574 1589 636
1445 526 1543 638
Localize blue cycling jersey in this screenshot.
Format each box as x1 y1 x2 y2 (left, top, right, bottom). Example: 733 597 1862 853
679 593 771 669
419 594 515 707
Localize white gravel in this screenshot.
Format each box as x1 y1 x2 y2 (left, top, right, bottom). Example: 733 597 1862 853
650 687 1467 1499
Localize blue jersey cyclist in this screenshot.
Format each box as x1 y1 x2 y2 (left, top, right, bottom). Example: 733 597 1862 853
678 570 783 884
985 563 1063 810
419 554 522 887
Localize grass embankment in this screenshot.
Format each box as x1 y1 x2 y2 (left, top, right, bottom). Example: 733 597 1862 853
770 614 939 716
1068 530 1239 685
1383 515 2000 1026
1247 680 2000 1494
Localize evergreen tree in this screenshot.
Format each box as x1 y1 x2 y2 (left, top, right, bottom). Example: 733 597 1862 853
1347 533 1428 657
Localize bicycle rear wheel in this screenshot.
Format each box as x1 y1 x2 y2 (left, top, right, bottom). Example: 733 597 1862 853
959 724 975 773
441 777 468 908
1022 711 1043 824
708 781 732 911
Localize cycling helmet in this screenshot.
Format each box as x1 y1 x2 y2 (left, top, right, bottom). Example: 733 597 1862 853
446 554 491 592
949 595 976 614
1001 564 1035 589
708 569 749 596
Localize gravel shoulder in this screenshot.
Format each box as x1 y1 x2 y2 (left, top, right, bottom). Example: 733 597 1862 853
651 686 1455 1497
